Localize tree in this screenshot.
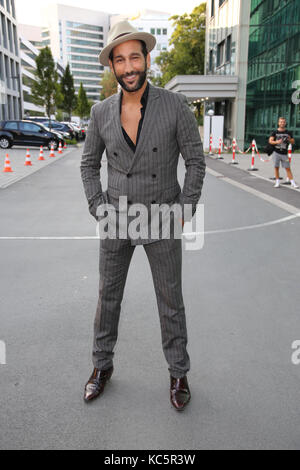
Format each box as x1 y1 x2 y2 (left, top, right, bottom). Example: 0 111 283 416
100 70 118 100
75 83 91 119
59 63 77 120
32 47 62 117
153 4 206 88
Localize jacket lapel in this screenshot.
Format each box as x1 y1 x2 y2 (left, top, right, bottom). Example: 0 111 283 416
110 92 133 155
127 84 160 172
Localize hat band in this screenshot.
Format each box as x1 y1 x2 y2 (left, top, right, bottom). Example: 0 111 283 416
112 32 132 42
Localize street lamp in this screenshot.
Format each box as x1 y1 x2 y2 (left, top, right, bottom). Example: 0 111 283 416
207 108 214 155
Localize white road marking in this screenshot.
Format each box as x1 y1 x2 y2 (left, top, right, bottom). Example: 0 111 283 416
1 212 300 240
184 212 300 237
0 168 299 239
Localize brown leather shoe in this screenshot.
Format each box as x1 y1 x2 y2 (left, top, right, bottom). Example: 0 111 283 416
84 366 113 403
170 375 191 411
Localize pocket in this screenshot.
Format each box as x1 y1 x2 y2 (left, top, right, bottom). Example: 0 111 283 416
163 184 181 203
107 186 119 199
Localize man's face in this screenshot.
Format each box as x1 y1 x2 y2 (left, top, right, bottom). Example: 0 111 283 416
109 40 150 93
278 118 286 128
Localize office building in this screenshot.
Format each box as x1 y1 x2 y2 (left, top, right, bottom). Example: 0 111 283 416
19 33 65 117
42 4 109 102
203 0 300 148
0 0 22 120
245 0 300 147
205 0 251 148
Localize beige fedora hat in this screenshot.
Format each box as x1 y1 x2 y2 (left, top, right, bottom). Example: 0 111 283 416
99 20 156 66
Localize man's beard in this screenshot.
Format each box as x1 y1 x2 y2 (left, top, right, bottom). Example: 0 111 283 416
114 63 147 93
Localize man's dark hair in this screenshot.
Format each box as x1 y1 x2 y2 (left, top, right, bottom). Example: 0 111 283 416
109 40 148 62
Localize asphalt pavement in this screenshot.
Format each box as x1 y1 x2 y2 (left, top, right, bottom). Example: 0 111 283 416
0 147 300 450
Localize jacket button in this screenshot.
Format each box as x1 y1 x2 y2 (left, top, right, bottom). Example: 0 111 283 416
127 173 132 178
152 174 156 178
114 152 118 156
152 147 158 152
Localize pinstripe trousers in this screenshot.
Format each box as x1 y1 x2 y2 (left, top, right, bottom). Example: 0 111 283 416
92 237 190 379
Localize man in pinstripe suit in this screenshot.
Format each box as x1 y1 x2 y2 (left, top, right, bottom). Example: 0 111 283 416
80 21 206 411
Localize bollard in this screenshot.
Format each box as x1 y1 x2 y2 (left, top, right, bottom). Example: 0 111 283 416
248 140 258 171
217 137 224 159
288 143 292 164
231 138 238 165
209 134 213 156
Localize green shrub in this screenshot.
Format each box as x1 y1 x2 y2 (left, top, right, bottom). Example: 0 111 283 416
66 138 77 145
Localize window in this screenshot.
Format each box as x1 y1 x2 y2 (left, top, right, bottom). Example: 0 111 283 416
67 39 101 47
67 30 103 40
73 71 100 78
219 0 226 6
6 0 11 15
209 49 214 71
150 28 155 35
66 22 103 32
68 55 98 62
67 47 100 55
71 63 103 71
163 29 167 35
226 35 231 62
74 79 100 86
1 13 8 49
19 122 41 132
217 40 225 67
157 28 161 35
4 121 18 130
211 0 215 17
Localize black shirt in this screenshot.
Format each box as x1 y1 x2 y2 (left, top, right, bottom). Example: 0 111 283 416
120 82 149 153
271 129 293 155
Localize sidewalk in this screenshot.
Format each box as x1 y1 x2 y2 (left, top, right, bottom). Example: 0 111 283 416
199 126 300 189
0 146 75 189
206 148 300 190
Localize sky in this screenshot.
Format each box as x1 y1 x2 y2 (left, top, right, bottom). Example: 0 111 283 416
15 0 206 26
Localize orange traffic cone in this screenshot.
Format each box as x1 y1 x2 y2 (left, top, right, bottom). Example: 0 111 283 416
49 144 56 158
63 142 67 150
38 146 45 161
3 154 13 172
58 142 62 154
24 149 32 166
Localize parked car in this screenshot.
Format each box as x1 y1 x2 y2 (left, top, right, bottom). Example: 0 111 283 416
28 118 74 140
0 120 64 150
62 122 86 141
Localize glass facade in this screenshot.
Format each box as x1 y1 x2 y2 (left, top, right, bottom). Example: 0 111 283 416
245 0 300 147
67 46 100 55
0 0 22 120
67 38 102 47
71 63 103 71
66 21 103 32
59 17 105 101
67 30 103 40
